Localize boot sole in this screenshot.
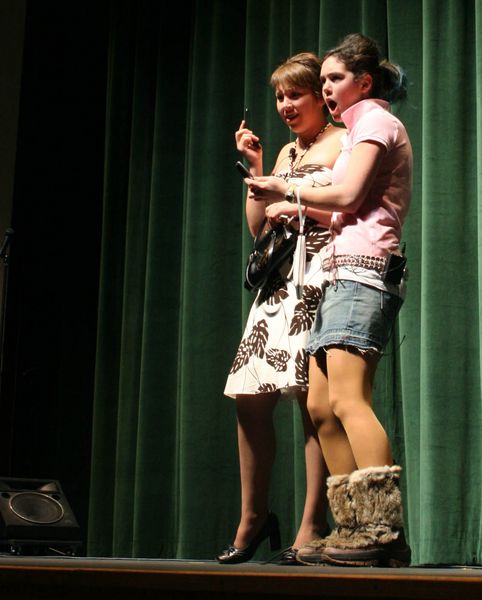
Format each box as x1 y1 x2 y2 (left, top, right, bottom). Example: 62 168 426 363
319 545 412 568
296 555 327 566
319 549 411 568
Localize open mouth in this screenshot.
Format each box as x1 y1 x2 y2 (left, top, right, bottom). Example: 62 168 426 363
326 99 337 112
285 112 298 123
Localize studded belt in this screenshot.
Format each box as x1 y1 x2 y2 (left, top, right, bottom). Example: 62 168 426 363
322 254 387 275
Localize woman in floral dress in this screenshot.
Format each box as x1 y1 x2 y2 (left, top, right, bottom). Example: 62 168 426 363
218 53 344 565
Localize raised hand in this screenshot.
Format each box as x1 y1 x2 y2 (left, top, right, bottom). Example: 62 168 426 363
235 120 262 164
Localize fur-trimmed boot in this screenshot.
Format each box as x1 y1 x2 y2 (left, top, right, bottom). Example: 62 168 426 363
296 473 354 565
320 465 411 567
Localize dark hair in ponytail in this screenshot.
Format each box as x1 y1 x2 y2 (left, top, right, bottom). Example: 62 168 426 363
323 33 407 103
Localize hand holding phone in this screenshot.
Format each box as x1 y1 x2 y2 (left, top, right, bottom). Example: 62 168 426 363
244 107 261 149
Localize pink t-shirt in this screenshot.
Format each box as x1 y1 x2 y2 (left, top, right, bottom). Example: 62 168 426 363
328 99 412 258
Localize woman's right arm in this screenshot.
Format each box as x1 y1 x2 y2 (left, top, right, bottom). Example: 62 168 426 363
235 121 266 236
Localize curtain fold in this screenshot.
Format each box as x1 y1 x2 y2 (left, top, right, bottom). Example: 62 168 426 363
476 0 482 562
413 0 481 564
88 0 482 565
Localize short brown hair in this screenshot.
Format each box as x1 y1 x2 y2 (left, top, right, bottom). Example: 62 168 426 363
270 52 323 97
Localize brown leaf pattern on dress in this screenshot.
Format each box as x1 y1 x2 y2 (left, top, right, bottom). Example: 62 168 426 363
306 227 330 261
266 349 290 372
291 164 330 177
259 273 288 305
229 338 251 374
249 319 269 359
257 383 277 393
288 285 322 336
229 319 269 374
294 349 308 385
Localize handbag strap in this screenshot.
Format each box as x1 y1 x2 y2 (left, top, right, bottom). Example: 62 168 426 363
296 186 305 235
253 217 268 245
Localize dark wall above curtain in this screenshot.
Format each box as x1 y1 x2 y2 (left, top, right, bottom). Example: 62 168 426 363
0 0 110 541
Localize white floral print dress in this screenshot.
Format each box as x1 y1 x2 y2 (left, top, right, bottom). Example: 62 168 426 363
224 165 332 398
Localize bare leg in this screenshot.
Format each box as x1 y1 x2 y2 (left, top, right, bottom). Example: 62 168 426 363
233 392 279 549
292 392 329 548
326 347 393 469
307 354 357 475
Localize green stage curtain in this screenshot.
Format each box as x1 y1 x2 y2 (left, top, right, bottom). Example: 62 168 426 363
88 0 482 565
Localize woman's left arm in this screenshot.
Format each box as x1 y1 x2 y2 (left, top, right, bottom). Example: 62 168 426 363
265 201 332 227
249 141 385 215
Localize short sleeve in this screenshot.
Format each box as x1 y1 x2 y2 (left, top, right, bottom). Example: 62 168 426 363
351 109 399 152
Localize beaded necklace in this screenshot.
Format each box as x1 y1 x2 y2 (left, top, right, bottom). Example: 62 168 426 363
288 122 331 175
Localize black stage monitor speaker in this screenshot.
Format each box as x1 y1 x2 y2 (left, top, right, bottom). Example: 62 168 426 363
0 477 81 555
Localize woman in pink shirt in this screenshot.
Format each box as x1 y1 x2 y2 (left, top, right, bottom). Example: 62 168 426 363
245 33 412 567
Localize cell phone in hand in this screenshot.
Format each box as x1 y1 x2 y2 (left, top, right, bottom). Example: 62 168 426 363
244 107 260 148
235 160 251 179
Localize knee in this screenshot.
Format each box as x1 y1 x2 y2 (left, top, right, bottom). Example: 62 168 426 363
306 393 332 428
328 393 359 423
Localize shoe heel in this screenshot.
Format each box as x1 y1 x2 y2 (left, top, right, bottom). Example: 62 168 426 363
268 515 281 551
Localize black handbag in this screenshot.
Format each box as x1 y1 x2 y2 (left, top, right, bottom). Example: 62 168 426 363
244 218 298 292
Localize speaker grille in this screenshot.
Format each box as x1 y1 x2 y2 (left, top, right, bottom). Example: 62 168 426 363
9 492 64 524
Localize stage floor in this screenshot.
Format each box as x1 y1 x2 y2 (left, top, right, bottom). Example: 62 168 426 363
0 555 481 599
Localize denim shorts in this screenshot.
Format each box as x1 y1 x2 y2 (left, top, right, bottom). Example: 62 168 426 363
307 280 403 355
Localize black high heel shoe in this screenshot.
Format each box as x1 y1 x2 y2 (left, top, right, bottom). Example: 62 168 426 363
278 546 299 565
273 525 331 566
216 513 281 564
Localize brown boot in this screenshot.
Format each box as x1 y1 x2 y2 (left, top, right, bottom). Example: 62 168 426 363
320 465 411 567
296 473 354 565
